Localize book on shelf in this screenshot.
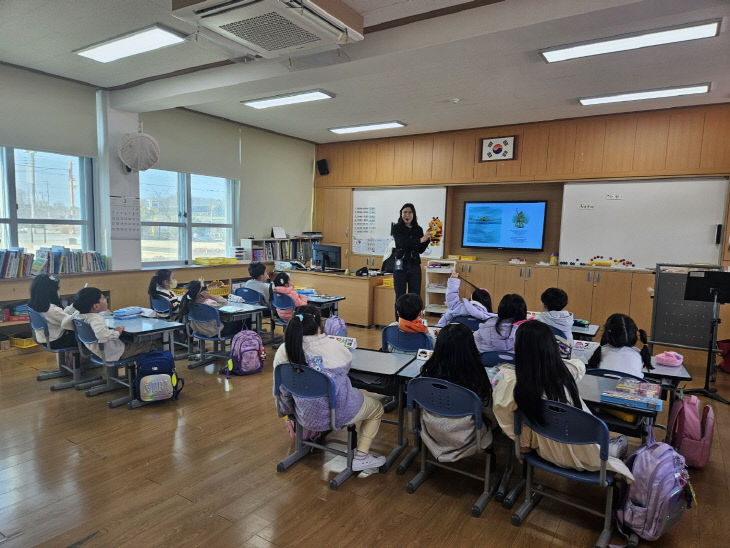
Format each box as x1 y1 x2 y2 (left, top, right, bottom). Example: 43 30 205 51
0 247 107 278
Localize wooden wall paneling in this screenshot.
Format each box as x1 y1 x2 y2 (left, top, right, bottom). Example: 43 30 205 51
633 110 670 172
700 104 730 171
341 142 361 185
314 187 351 244
520 123 549 179
358 141 377 186
375 139 395 184
665 108 705 173
573 117 606 176
546 119 577 177
602 114 638 174
393 138 414 183
431 133 454 182
495 126 525 180
412 135 434 181
314 143 331 187
723 189 730 264
451 131 476 181
473 130 497 181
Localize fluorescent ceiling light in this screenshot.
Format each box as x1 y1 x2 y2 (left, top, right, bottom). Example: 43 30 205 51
579 84 710 106
75 25 185 63
542 20 720 62
329 121 406 134
243 90 334 109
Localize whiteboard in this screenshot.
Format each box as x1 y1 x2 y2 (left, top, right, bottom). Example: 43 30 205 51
560 178 727 269
352 187 446 258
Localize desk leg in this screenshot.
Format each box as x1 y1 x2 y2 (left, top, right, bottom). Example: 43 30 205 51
86 365 123 397
380 382 408 473
397 406 421 475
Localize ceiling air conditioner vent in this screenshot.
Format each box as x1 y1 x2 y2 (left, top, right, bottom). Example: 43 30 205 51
172 0 364 59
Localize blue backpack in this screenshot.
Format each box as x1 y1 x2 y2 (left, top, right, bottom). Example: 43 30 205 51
324 314 347 337
134 351 184 402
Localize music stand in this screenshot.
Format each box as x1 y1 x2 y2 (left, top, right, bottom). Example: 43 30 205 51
684 271 730 404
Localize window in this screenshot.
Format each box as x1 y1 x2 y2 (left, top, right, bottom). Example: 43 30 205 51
0 147 94 253
139 169 238 264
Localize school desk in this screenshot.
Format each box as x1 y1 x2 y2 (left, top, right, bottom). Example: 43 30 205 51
306 294 345 317
218 302 267 332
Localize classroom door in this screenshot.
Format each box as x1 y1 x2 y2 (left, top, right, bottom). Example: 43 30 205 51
556 268 593 322
590 270 632 327
493 265 525 302
523 266 559 311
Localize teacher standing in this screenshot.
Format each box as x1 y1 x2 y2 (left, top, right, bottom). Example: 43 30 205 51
391 203 430 311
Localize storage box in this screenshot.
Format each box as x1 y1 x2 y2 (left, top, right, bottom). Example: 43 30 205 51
10 335 37 349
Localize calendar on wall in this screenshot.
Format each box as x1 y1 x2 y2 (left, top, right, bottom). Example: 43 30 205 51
110 196 141 240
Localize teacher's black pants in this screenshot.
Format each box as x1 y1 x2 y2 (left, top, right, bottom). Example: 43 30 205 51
393 263 422 320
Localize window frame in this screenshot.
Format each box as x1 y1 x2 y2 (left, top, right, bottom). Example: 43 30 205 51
140 169 239 267
0 147 95 251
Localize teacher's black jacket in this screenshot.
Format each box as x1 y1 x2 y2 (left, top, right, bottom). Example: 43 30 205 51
391 223 429 265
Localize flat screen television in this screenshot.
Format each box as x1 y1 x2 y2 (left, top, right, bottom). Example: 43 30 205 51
312 243 342 269
461 201 547 250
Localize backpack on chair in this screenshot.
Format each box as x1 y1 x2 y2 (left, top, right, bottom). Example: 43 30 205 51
228 328 265 375
324 315 347 337
134 351 184 402
667 394 714 468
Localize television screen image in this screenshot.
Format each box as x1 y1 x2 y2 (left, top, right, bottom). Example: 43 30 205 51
462 201 547 250
312 243 342 269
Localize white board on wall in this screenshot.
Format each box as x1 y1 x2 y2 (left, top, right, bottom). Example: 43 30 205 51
352 187 446 258
559 178 728 269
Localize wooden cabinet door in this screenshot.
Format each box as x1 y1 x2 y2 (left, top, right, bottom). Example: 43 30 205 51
590 270 632 327
461 263 496 306
629 272 655 335
348 254 370 271
493 265 524 303
557 268 593 322
524 266 558 311
314 188 351 245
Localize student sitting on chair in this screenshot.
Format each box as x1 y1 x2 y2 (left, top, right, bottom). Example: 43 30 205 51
492 321 632 477
435 271 494 328
387 293 435 352
178 281 243 338
272 272 308 322
273 305 387 472
245 262 273 306
473 293 527 353
28 273 77 349
535 287 574 345
587 313 651 378
419 322 494 461
62 287 158 361
147 269 181 317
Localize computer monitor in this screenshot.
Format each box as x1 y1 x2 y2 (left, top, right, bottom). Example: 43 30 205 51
312 244 341 269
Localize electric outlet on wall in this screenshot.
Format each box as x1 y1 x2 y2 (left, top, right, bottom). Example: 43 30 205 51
605 193 622 200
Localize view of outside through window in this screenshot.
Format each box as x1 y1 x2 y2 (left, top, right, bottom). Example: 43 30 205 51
140 169 181 262
13 150 85 253
191 174 231 259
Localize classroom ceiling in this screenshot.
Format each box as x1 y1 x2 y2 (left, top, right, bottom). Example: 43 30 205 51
1 0 729 143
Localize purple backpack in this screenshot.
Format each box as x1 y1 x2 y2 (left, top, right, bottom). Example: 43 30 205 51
229 329 264 375
615 430 692 541
324 315 347 337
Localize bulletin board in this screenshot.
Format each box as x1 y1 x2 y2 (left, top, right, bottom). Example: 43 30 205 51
351 187 446 258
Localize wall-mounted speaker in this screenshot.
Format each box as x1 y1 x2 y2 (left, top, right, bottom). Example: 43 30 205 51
316 158 329 175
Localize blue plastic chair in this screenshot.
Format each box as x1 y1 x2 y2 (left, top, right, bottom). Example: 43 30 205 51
274 362 358 490
381 325 433 354
187 302 233 369
271 293 295 348
406 377 496 516
235 287 264 305
511 400 615 548
480 351 515 367
548 324 570 339
452 315 483 331
29 308 102 391
73 318 138 408
149 295 172 317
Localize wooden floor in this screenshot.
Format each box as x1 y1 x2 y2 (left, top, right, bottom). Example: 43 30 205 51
1 326 729 547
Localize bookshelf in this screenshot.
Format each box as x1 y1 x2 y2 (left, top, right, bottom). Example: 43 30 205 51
236 236 321 263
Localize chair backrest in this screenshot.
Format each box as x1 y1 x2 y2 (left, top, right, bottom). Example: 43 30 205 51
189 302 221 328
381 325 433 353
548 324 569 339
149 295 172 316
272 292 295 310
235 287 264 304
480 350 515 367
514 400 610 462
28 308 50 346
452 315 482 331
72 318 99 345
274 362 337 429
407 377 483 429
585 368 645 381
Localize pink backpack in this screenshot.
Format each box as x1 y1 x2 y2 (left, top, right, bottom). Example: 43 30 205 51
668 394 714 468
229 329 264 375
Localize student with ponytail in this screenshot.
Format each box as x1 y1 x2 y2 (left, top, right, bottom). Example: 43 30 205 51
178 280 242 337
273 305 387 472
587 313 651 377
147 269 181 317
